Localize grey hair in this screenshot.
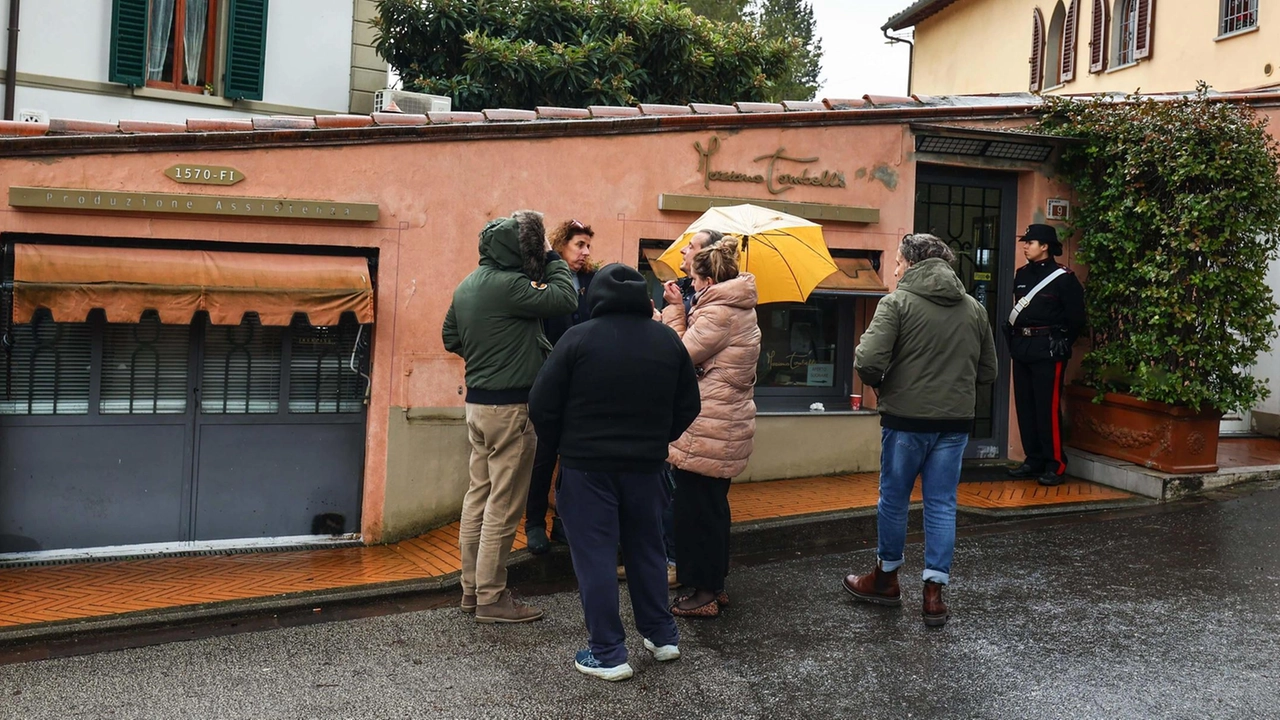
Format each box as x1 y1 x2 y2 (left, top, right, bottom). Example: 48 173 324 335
898 233 955 266
693 229 725 249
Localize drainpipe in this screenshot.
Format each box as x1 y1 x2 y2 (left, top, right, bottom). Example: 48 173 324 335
4 0 18 121
885 25 916 96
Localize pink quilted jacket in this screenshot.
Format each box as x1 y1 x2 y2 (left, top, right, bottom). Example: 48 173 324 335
662 273 761 479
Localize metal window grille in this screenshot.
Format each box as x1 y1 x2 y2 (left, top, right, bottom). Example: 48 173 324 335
288 315 367 414
100 311 190 414
0 310 92 415
1118 0 1138 64
201 314 282 414
1222 0 1257 35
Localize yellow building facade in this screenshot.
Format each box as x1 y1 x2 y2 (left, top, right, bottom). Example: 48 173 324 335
886 0 1275 96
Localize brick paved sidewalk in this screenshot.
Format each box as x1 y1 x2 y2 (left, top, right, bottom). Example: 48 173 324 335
0 474 1132 630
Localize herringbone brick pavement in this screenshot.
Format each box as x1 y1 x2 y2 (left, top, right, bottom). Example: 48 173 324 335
0 474 1130 629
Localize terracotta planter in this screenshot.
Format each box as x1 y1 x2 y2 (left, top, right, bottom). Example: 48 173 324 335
1063 385 1223 473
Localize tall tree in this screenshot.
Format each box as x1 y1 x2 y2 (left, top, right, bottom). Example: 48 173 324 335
755 0 822 100
374 0 800 110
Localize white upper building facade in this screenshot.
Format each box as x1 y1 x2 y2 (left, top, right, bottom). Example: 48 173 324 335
0 0 387 123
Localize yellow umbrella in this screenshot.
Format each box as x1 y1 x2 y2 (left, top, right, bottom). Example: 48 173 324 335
654 204 839 305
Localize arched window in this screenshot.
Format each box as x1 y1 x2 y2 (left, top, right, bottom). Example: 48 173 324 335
1061 0 1080 82
1030 8 1046 92
1089 0 1109 73
1115 0 1137 65
1114 0 1154 66
1046 2 1066 87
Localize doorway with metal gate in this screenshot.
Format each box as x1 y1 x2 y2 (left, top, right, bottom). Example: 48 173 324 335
912 165 1018 460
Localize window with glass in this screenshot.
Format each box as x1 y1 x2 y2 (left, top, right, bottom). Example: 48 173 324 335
144 0 219 93
1221 0 1258 35
1116 0 1138 65
288 316 368 414
201 314 282 414
100 311 190 415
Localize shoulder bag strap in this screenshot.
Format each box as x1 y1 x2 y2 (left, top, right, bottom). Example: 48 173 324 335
1008 268 1067 326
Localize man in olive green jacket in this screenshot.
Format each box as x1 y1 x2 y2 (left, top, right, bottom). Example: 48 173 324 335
442 210 577 623
843 233 997 629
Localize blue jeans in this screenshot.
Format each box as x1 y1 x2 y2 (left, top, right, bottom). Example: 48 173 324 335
876 428 969 585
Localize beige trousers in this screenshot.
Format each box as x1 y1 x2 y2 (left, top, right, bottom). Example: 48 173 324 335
459 403 538 605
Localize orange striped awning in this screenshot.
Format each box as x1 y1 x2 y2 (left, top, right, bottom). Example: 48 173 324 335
12 243 374 326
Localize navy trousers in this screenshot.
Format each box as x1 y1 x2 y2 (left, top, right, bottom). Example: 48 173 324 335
557 468 679 666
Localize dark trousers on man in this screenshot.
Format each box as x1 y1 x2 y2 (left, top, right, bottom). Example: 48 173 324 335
557 467 678 667
1012 358 1068 476
525 437 559 532
672 468 731 591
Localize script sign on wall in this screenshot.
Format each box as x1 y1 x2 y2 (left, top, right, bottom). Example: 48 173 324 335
695 136 848 195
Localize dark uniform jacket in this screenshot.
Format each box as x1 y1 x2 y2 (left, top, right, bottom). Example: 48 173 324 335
1008 258 1086 364
542 270 595 347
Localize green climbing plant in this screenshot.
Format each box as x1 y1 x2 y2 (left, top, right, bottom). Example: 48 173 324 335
1036 86 1280 414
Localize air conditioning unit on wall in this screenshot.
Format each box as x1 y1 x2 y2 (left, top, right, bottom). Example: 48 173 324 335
374 89 452 115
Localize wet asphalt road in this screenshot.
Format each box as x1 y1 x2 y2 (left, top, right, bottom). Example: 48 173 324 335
2 484 1279 720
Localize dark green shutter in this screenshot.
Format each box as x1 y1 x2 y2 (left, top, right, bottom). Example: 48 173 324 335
108 0 149 86
225 0 269 101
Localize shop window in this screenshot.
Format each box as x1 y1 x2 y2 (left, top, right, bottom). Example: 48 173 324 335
0 310 92 415
201 314 282 414
1221 0 1258 36
100 311 190 415
757 299 840 390
109 0 270 100
288 315 368 414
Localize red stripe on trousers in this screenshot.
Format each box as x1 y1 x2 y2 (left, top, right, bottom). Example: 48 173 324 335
1051 361 1065 474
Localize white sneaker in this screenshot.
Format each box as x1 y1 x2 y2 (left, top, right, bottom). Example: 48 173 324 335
643 638 681 662
574 650 634 681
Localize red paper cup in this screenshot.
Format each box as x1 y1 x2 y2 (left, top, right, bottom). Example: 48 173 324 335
850 394 862 411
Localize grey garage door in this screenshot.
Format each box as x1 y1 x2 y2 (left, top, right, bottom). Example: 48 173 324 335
0 309 369 554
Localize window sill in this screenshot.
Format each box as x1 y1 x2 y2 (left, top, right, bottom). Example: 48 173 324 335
1215 25 1260 42
757 410 879 417
1042 82 1067 93
133 86 235 108
1104 61 1140 74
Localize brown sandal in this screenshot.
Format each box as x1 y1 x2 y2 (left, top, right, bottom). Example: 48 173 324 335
715 591 730 608
670 597 720 618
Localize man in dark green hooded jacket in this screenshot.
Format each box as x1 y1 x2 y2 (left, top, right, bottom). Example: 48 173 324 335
442 210 577 623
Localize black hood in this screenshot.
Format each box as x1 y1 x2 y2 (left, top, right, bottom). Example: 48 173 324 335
587 263 653 318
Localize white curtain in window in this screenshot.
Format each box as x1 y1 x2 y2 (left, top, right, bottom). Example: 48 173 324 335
146 0 176 81
184 0 209 86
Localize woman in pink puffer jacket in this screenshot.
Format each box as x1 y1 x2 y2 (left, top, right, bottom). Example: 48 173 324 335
660 240 761 618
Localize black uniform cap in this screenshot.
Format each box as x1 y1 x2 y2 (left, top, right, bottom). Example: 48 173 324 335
1019 223 1064 257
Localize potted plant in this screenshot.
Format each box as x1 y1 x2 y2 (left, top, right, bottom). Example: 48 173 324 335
1036 86 1280 473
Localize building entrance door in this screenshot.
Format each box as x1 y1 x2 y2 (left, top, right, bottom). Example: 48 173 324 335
913 166 1018 460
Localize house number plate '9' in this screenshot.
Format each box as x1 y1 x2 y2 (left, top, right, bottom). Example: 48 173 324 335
165 165 245 186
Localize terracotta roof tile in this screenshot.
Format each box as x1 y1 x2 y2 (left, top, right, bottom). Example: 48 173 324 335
863 94 919 107
536 106 591 119
371 112 428 126
0 120 50 137
588 106 642 118
187 118 255 132
49 118 119 134
823 98 869 110
782 101 827 112
427 111 486 124
251 116 317 130
638 104 693 116
315 114 375 129
119 120 188 134
482 108 537 122
734 101 786 113
689 103 738 114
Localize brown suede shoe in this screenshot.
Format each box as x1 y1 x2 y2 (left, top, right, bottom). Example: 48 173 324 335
923 581 949 627
475 589 544 624
842 562 902 606
460 594 477 614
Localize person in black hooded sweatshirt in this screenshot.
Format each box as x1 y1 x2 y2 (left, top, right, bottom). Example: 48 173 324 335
529 263 701 682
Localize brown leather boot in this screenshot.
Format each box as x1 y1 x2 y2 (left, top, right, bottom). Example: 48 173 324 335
842 562 901 606
475 589 544 624
922 581 949 627
460 594 477 614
